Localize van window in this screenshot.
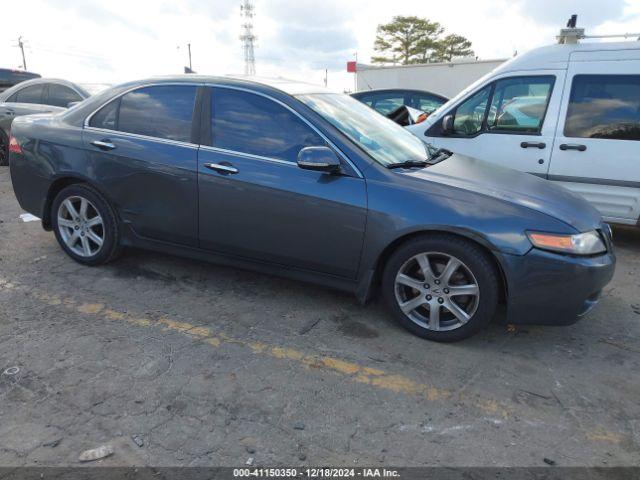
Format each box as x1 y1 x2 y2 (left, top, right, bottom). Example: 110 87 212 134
486 76 554 133
453 85 491 135
565 75 640 141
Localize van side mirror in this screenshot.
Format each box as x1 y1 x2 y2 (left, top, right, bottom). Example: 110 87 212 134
297 146 341 173
442 114 454 134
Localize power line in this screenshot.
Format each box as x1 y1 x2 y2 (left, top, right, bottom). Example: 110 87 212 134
240 0 256 75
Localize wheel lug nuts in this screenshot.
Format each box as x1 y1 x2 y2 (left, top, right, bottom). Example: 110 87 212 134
426 295 432 301
423 283 430 289
434 280 440 285
74 226 79 230
444 288 450 294
438 297 444 304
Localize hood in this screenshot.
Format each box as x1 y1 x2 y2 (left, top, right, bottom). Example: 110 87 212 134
403 154 603 232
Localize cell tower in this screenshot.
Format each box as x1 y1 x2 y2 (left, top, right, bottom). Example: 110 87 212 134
240 0 256 75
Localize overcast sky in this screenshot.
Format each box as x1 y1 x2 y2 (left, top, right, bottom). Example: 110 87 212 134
1 0 639 91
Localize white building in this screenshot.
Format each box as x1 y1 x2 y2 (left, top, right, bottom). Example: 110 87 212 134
355 58 507 98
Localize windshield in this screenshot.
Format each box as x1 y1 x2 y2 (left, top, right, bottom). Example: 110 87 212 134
297 93 432 166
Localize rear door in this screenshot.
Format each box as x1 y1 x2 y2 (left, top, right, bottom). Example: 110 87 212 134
197 86 367 278
549 55 640 224
426 72 563 176
83 84 200 246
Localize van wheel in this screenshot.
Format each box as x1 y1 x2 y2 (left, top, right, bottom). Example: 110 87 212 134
51 184 121 266
382 234 499 342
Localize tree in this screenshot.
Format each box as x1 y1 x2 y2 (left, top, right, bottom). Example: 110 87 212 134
371 16 475 65
433 34 474 62
372 16 443 65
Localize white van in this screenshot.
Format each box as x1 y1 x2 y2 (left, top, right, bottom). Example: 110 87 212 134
408 38 640 226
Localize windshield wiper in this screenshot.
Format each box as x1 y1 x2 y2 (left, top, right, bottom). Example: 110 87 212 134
386 160 429 170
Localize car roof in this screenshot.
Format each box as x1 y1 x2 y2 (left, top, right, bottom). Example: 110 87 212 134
107 74 336 96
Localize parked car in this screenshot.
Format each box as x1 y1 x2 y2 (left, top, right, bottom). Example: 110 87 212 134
0 68 40 93
351 88 447 125
8 76 615 342
407 39 640 226
0 79 108 165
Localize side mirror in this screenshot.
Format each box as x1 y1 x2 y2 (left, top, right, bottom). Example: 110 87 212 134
442 114 454 134
297 146 341 173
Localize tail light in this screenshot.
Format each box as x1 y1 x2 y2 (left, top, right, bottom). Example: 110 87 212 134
8 135 22 154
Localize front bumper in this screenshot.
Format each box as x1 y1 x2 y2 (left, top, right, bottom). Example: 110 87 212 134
501 247 616 326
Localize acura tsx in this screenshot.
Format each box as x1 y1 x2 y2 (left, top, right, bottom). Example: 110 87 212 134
8 76 615 341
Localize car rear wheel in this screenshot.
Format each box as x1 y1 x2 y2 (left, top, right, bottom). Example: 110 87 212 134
51 184 121 266
382 234 499 342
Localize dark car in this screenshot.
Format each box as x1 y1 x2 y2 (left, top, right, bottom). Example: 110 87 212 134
0 79 108 165
8 76 615 342
0 68 40 93
351 88 448 124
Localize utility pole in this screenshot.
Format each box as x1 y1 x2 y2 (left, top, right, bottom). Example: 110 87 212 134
240 0 256 75
16 36 27 70
324 69 328 87
187 43 192 71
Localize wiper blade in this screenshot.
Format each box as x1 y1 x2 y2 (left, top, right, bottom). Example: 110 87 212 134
386 160 429 169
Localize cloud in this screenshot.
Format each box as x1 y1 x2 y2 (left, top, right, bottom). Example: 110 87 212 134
514 0 627 26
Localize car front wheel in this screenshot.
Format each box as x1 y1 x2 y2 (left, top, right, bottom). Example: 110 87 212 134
382 234 499 342
51 184 121 266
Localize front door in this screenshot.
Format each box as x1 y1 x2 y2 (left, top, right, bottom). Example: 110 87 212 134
548 59 640 224
198 87 367 278
429 72 562 177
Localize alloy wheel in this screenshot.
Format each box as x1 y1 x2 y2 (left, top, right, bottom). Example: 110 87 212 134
394 252 480 331
57 196 105 257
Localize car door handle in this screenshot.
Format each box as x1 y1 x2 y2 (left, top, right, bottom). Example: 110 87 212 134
559 143 586 152
90 140 116 151
520 141 546 149
203 162 238 174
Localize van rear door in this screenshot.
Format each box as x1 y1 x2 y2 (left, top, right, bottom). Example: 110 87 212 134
548 50 640 224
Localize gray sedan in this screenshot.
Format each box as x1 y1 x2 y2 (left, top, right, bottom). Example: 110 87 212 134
0 79 108 165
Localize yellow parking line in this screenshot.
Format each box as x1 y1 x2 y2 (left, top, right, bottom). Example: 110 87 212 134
0 274 510 417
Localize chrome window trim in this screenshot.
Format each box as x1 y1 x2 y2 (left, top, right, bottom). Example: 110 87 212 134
82 81 363 179
84 126 199 149
199 145 296 167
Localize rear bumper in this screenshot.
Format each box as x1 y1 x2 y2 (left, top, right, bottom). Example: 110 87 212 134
501 248 615 325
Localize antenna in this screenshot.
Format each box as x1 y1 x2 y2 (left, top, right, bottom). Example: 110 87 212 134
240 0 256 75
557 14 640 44
13 36 28 70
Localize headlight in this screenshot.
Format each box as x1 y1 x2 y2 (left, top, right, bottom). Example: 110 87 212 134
527 230 607 255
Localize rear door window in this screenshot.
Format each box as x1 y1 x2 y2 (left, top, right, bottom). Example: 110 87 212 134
9 84 45 104
564 74 640 140
47 84 83 107
210 88 325 163
410 93 446 114
89 85 197 143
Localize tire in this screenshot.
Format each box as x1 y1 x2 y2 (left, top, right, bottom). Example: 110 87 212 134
0 130 8 166
381 234 499 342
51 184 121 266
